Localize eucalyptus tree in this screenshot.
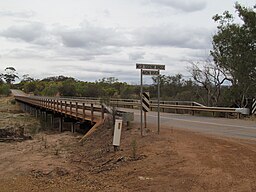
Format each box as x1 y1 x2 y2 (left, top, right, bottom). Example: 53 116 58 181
3 67 19 84
211 3 256 106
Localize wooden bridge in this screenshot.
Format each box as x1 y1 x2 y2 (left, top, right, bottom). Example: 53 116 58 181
14 95 134 137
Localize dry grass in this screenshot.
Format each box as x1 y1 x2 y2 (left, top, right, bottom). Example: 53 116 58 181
0 96 41 134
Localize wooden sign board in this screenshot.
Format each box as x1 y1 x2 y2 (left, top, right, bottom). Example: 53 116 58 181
142 70 159 76
136 63 165 70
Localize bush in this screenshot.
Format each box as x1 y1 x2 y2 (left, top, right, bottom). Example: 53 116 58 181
0 84 11 96
10 99 16 105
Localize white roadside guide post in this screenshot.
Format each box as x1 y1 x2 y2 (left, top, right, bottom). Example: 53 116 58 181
113 119 123 151
136 63 166 136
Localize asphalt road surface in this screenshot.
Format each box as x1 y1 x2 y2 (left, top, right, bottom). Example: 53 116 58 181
124 108 256 140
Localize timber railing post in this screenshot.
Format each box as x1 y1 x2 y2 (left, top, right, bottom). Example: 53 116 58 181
70 102 72 115
60 101 63 113
83 103 85 120
101 104 104 121
91 103 94 125
47 99 49 109
76 102 78 119
65 101 67 114
50 99 53 110
57 100 59 111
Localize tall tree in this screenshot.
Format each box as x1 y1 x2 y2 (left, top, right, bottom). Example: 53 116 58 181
3 67 19 84
189 59 229 106
0 73 3 84
211 3 256 107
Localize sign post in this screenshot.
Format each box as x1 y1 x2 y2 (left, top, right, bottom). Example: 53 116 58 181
157 71 160 134
136 63 165 136
140 69 143 137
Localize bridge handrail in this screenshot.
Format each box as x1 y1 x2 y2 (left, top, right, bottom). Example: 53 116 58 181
14 95 134 122
16 95 249 118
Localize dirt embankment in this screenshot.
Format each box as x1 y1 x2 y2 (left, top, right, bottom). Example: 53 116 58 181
0 96 256 192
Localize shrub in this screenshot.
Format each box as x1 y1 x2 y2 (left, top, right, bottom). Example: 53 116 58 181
0 84 11 96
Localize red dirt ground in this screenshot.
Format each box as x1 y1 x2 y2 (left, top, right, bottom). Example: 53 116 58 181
1 97 256 191
1 121 256 192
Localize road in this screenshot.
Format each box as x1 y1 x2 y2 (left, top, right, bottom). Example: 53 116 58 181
123 108 256 140
11 90 256 140
11 89 27 96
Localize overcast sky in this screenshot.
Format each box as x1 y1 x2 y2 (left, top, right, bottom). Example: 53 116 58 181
0 0 255 84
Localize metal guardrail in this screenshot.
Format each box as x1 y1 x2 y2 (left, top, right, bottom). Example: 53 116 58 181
110 100 248 118
109 100 247 118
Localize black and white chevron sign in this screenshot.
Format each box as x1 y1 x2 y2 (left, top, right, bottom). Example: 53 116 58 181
142 92 150 112
252 98 256 115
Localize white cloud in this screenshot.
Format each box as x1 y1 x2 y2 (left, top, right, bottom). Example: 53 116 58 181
0 10 35 18
134 24 212 49
147 0 207 12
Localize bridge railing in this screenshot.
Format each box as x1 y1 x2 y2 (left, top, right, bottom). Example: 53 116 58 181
16 96 249 118
15 96 102 122
14 96 135 123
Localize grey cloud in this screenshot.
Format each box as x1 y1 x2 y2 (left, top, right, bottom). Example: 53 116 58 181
0 19 212 66
148 0 207 12
1 22 46 42
55 45 121 61
0 21 126 61
3 48 55 59
129 52 145 61
58 24 131 48
134 25 212 49
0 10 35 18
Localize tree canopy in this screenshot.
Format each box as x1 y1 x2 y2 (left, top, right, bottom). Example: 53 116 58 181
211 3 256 106
2 67 19 84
